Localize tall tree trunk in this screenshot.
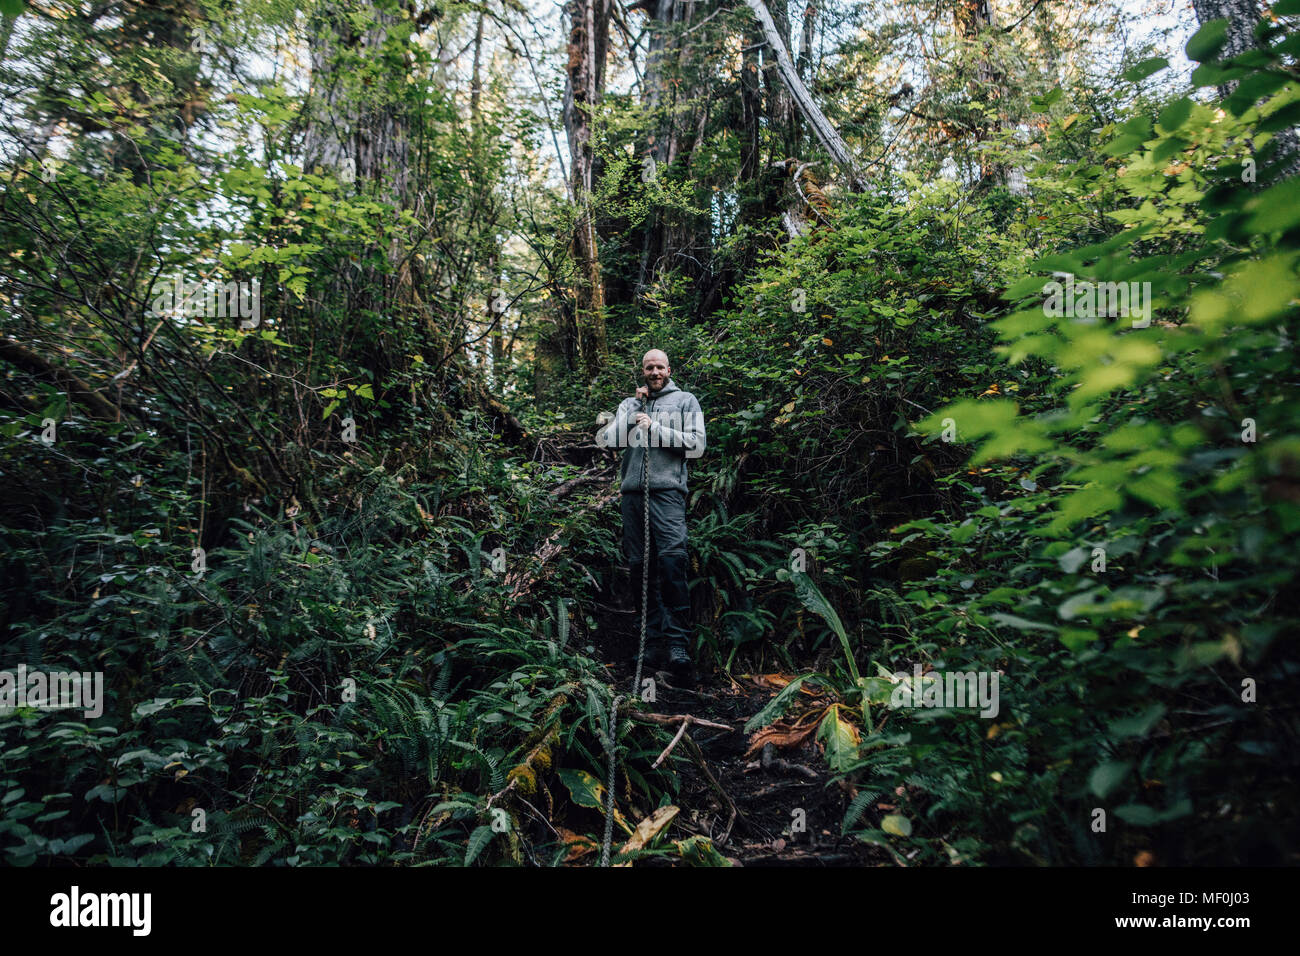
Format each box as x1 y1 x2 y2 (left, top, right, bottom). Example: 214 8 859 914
743 0 865 191
952 0 1018 191
765 0 799 159
634 0 677 296
469 11 504 386
564 0 611 378
302 0 413 218
1191 0 1267 75
797 2 815 83
634 0 712 297
740 18 764 186
643 0 677 169
470 10 486 120
1190 0 1300 181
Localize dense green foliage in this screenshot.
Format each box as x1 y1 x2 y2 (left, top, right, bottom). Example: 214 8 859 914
598 11 1300 864
1 0 1297 866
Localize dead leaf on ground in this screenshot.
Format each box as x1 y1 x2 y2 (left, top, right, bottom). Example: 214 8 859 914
743 706 826 758
556 827 598 862
746 674 827 698
613 805 680 866
747 672 800 691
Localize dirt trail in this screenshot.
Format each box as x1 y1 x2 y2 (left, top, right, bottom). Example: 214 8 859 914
541 432 884 866
594 604 886 867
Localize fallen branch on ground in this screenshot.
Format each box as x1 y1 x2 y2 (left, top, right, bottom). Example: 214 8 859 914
629 712 733 732
683 731 746 845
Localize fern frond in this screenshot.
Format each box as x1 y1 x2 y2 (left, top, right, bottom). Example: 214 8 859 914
464 824 495 866
842 789 881 832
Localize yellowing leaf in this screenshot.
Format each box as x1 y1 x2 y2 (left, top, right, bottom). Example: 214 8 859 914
557 768 631 835
816 703 861 773
557 768 605 809
674 835 733 866
614 805 679 866
881 814 912 837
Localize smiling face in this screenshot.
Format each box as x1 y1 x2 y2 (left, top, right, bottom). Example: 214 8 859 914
642 349 670 394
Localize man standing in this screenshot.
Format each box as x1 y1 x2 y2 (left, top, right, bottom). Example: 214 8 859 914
597 349 706 678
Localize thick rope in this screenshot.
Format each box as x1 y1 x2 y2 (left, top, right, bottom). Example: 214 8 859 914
600 397 652 867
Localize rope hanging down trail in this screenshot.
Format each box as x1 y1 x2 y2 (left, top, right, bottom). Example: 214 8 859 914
599 396 652 868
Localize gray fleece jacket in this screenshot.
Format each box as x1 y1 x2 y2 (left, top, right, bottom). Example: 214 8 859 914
597 379 706 494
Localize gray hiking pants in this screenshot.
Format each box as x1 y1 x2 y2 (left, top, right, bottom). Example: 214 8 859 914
620 489 691 649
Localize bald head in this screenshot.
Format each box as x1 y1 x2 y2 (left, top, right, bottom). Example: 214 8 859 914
641 349 670 394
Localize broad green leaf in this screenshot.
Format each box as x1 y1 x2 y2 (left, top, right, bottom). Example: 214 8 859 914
133 697 175 718
816 704 862 774
1157 97 1192 132
989 612 1057 633
790 572 859 684
464 824 494 866
1123 57 1168 83
556 768 605 809
1224 71 1292 116
1049 485 1123 534
674 835 732 866
1059 586 1164 620
1185 19 1229 62
743 673 815 733
1244 180 1300 234
880 814 912 837
1089 760 1132 799
1189 253 1300 332
614 805 679 865
1114 804 1160 825
1059 628 1099 651
1057 546 1091 574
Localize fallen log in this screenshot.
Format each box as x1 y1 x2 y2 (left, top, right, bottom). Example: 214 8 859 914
0 338 122 421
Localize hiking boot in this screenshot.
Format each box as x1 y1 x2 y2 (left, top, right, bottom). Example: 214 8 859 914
631 640 668 670
664 641 693 681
